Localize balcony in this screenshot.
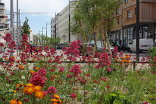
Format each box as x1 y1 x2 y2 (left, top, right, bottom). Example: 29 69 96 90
0 16 7 18
0 3 5 6
140 0 156 3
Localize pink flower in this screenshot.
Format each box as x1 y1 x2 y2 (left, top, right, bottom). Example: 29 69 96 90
70 93 77 99
47 86 57 94
59 67 65 72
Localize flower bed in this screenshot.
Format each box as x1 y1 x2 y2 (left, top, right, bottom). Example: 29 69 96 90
0 34 156 104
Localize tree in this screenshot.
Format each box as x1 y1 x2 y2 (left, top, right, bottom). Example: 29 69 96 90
72 0 121 53
22 17 30 35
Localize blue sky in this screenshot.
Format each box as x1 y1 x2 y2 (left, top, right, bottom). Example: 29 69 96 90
2 0 69 37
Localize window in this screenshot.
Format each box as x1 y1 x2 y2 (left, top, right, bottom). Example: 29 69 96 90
127 10 132 19
117 18 120 24
115 8 120 15
124 0 128 4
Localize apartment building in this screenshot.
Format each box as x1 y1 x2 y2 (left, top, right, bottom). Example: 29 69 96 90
110 0 156 46
53 0 78 43
51 17 55 38
0 1 9 43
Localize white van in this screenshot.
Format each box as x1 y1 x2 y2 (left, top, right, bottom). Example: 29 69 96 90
128 39 154 52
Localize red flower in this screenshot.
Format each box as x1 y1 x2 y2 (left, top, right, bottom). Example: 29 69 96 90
66 74 73 78
69 64 82 77
70 93 77 99
59 67 65 72
0 42 4 47
106 67 112 72
3 33 12 42
142 102 149 104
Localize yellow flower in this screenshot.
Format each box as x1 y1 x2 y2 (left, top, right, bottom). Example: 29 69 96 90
51 99 59 102
13 90 16 93
34 86 42 91
35 91 44 99
10 99 22 104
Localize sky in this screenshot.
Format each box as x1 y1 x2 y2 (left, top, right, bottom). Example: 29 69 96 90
2 0 69 37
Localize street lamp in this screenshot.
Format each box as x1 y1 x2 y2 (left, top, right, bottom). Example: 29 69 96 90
10 0 14 40
69 0 71 43
136 0 140 61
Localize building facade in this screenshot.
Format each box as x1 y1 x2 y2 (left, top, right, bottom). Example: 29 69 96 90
52 0 78 43
51 17 55 38
0 1 9 43
110 0 156 46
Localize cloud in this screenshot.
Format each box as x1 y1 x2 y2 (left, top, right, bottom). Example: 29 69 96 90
2 0 69 16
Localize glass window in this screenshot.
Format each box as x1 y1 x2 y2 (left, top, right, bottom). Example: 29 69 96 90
124 0 128 4
127 10 132 19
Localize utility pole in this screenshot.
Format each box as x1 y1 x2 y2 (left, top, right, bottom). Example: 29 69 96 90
136 0 140 61
54 13 57 49
10 0 14 40
42 27 44 45
46 22 48 39
68 0 71 43
16 0 19 52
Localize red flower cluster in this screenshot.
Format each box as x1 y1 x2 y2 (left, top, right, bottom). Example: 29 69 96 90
95 52 111 68
3 33 12 42
8 41 16 49
0 42 4 47
70 93 77 99
47 86 57 94
63 40 81 61
29 68 47 86
69 64 82 77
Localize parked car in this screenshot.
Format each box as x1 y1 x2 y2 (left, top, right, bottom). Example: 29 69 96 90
56 43 69 49
88 41 114 52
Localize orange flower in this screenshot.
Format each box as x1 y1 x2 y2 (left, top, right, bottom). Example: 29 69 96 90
52 94 60 99
23 86 35 94
18 65 24 70
4 58 9 60
33 67 39 70
26 83 34 87
30 70 35 74
35 91 44 99
10 99 22 104
16 84 21 88
34 86 42 91
51 99 62 104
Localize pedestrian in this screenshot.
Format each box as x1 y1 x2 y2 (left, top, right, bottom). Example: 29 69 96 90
30 44 33 55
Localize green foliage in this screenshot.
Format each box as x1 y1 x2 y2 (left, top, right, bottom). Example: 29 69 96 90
150 47 156 71
71 0 121 42
33 34 60 47
22 17 30 35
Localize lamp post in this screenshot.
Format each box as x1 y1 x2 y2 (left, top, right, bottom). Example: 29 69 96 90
69 0 71 43
10 0 14 40
136 0 140 61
